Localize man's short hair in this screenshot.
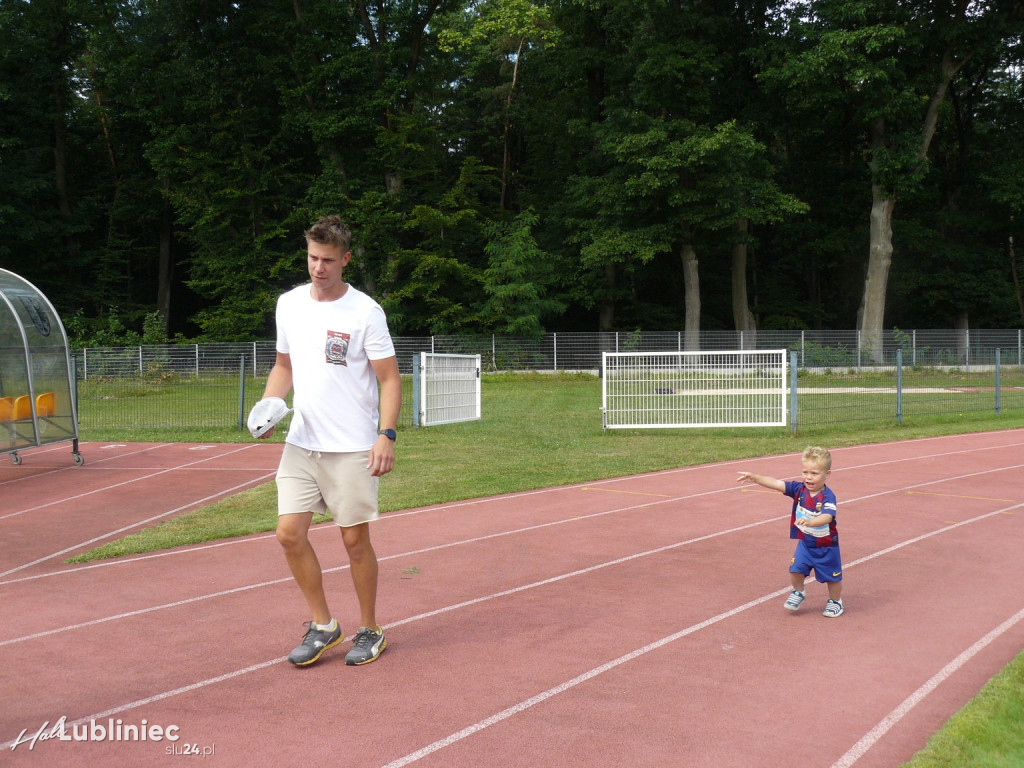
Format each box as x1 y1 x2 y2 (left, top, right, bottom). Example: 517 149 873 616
304 215 352 252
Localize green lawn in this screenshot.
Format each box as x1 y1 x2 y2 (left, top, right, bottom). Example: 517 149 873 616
68 372 1024 767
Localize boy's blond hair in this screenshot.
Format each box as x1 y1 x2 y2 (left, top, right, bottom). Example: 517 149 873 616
802 446 832 472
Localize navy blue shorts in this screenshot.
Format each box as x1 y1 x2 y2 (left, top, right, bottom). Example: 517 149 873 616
790 539 843 583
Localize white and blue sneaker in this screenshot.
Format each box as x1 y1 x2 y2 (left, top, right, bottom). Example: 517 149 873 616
823 599 844 618
784 590 806 611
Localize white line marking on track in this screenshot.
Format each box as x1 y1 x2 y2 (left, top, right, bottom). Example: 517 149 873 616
2 433 1022 758
0 443 168 494
0 467 276 578
2 453 1021 606
0 467 774 587
830 605 1024 768
0 486 762 639
380 592 788 768
0 443 263 521
3 438 1020 586
0 657 287 750
379 501 1024 768
6 498 1017 757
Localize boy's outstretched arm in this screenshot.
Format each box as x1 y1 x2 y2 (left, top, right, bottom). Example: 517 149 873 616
736 471 785 492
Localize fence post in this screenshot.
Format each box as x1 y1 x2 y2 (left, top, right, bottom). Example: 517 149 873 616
789 351 798 434
412 353 421 428
237 355 246 430
995 348 1001 415
896 348 903 425
71 354 79 424
553 333 557 372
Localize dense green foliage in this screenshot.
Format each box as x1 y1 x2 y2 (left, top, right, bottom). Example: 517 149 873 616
1 1 1021 344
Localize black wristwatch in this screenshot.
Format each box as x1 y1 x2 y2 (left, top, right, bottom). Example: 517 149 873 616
377 428 397 441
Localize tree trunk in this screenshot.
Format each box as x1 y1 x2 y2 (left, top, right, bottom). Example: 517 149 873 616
681 243 700 350
860 178 894 364
157 190 173 335
1010 233 1024 322
858 47 966 364
500 38 525 211
730 217 756 349
598 263 615 331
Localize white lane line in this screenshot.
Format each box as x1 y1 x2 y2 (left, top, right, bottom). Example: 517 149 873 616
4 438 1020 588
0 443 265 521
0 471 276 578
830 605 1024 768
0 485 762 643
0 443 170 498
380 500 1024 768
5 500 1017 757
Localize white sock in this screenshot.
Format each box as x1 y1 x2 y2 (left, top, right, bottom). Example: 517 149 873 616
314 618 337 632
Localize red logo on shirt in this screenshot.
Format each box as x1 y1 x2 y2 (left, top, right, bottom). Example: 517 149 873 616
325 331 350 366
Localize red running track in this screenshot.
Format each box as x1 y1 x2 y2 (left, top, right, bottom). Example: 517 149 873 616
1 432 1023 767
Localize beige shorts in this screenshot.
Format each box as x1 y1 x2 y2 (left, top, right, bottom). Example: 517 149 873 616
276 442 379 527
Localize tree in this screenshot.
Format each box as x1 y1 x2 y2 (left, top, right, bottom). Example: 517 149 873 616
481 209 565 336
438 0 560 210
0 0 91 309
550 1 805 343
763 0 1024 358
122 0 315 339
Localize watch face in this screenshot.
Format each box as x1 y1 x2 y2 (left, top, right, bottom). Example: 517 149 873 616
380 429 396 440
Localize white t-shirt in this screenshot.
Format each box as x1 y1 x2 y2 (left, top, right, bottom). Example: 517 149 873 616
275 283 396 452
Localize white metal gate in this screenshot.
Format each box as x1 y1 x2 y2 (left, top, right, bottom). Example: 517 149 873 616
602 350 787 429
413 353 482 427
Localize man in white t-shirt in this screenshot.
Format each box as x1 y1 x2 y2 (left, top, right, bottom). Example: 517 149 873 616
256 215 401 667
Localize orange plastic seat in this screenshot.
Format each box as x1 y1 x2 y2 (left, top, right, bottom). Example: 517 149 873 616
14 395 31 420
36 392 56 417
0 397 13 422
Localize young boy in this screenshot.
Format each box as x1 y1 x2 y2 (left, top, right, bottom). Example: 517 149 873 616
737 446 844 617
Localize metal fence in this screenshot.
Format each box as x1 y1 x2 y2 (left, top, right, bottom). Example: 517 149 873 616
74 329 1024 379
70 329 1024 434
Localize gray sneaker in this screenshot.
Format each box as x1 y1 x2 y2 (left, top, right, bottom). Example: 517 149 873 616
288 621 343 666
345 625 387 666
784 590 806 611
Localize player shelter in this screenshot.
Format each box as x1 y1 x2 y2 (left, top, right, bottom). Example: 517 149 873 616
0 268 82 465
